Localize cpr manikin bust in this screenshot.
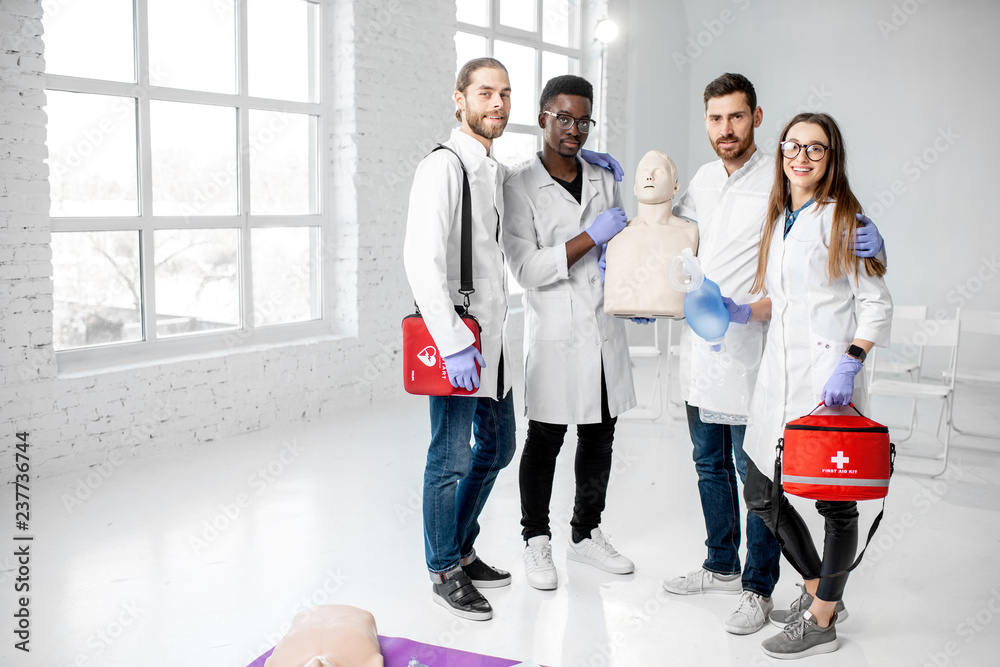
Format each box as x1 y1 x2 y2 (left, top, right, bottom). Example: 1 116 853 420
263 605 383 667
604 151 698 318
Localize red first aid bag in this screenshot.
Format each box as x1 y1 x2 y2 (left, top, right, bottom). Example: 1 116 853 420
402 308 481 396
778 402 895 501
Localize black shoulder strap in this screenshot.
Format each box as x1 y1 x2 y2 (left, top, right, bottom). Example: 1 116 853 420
430 144 474 308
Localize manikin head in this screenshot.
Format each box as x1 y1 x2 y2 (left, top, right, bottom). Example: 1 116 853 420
634 150 679 204
454 58 511 145
538 75 594 159
703 72 762 165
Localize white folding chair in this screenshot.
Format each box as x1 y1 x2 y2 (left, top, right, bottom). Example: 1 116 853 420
623 320 663 421
948 308 1000 439
868 317 960 477
870 305 929 439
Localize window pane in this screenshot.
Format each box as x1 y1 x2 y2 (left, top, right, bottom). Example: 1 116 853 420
251 227 321 326
500 0 536 32
52 231 142 350
150 101 238 216
455 32 489 72
493 41 537 126
148 0 236 93
155 229 240 337
249 111 317 215
492 131 536 167
457 0 489 26
42 0 135 82
46 91 138 217
249 0 318 102
542 0 578 47
541 51 569 93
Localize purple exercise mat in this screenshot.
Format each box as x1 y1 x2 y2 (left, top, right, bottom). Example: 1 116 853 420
247 634 529 667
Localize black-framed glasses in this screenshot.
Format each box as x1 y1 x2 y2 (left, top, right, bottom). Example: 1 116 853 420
780 140 829 161
542 110 594 134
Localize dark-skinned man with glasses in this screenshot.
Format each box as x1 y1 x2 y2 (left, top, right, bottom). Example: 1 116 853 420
663 72 887 636
502 75 644 590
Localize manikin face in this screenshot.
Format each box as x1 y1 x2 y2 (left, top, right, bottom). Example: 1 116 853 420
539 93 591 158
633 152 679 204
782 121 830 199
455 67 511 141
704 92 761 162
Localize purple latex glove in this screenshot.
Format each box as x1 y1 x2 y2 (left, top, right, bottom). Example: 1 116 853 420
598 243 608 282
721 296 751 325
580 149 625 182
586 207 627 246
443 344 485 391
821 354 863 406
631 317 655 324
852 214 884 258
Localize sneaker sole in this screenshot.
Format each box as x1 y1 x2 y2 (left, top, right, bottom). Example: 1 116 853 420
526 576 558 591
566 550 634 574
663 581 742 596
769 609 849 629
469 576 511 589
725 619 769 635
432 591 493 621
761 638 839 660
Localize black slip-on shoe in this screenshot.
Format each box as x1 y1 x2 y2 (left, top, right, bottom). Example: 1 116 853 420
432 571 493 621
463 557 512 588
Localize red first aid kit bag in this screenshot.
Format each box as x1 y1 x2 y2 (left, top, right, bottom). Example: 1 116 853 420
779 402 895 501
402 144 482 396
770 402 896 578
402 308 481 396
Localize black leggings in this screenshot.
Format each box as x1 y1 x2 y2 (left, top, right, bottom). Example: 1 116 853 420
744 459 859 602
519 365 616 544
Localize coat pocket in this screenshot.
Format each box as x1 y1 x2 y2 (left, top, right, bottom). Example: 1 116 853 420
529 291 573 342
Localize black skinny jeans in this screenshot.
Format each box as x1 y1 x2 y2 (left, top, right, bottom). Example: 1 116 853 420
744 458 859 602
519 366 616 544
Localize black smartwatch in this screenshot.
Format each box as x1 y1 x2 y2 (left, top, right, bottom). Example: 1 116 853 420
846 344 867 363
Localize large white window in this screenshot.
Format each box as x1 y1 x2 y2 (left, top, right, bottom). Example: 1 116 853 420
43 0 330 367
456 0 583 166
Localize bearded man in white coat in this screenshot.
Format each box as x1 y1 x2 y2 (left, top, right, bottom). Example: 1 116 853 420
502 75 640 591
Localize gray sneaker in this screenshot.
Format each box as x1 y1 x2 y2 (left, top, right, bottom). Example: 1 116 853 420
770 583 849 628
761 610 839 659
725 591 774 635
663 567 741 595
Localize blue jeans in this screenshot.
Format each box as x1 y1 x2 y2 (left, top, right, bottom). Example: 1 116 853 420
686 403 781 597
424 390 516 581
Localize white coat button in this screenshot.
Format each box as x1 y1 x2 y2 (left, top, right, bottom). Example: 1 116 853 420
590 276 597 284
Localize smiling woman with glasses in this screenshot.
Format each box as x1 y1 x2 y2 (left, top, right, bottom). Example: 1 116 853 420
715 112 893 660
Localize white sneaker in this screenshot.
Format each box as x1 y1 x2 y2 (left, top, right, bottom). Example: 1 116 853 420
725 590 774 635
663 567 742 595
567 528 634 574
523 536 558 590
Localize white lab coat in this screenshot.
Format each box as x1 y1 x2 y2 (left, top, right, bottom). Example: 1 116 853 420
402 129 512 399
673 149 773 411
503 156 636 424
743 201 893 478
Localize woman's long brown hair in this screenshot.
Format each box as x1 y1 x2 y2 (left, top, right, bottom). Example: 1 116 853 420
749 113 887 295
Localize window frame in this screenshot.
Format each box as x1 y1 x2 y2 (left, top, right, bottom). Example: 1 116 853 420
45 0 335 373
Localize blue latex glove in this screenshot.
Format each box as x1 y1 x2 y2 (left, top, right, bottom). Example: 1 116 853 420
721 296 751 325
821 354 863 406
580 149 625 182
586 207 627 246
631 317 655 324
443 344 485 392
598 243 608 282
852 214 884 258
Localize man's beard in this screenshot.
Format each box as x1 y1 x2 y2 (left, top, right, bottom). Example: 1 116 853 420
711 129 754 161
468 109 508 140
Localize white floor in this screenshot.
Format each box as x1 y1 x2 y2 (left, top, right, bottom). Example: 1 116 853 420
4 378 1000 667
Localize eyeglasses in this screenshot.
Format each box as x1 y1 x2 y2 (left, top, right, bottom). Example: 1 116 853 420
542 110 594 134
780 140 829 161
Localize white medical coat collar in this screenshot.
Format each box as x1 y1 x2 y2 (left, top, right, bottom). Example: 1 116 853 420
448 127 495 170
526 152 601 207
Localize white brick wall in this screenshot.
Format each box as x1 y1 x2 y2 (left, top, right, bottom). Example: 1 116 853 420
0 0 626 478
